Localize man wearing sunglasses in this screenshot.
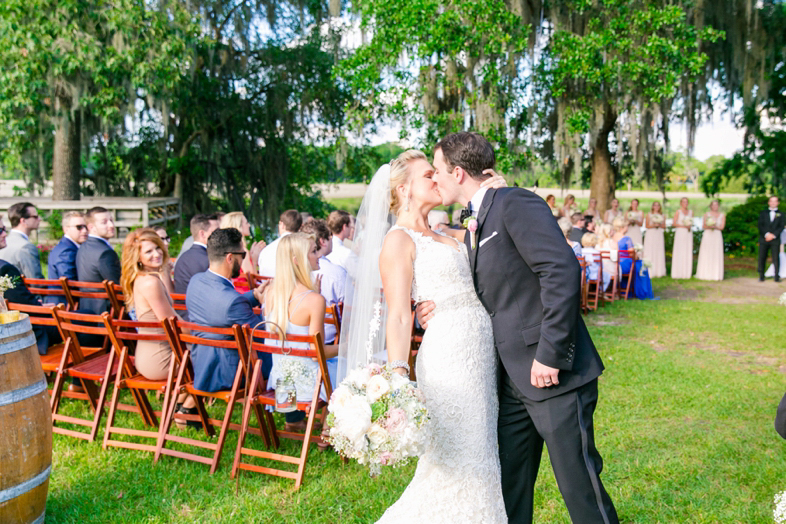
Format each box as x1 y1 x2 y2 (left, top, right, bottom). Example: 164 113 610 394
0 201 45 280
45 211 89 305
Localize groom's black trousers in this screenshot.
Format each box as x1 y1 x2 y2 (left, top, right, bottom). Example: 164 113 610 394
498 368 619 524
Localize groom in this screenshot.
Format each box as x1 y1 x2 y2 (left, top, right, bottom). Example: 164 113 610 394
422 132 618 523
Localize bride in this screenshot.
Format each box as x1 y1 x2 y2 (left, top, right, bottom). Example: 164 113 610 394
338 150 508 523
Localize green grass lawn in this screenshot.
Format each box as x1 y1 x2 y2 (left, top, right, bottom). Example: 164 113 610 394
46 260 786 523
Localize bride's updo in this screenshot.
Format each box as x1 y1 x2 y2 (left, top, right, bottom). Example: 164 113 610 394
389 149 428 215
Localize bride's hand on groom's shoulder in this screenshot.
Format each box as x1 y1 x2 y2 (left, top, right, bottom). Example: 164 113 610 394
481 169 508 189
415 301 436 329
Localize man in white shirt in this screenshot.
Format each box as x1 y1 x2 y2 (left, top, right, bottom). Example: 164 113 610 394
325 210 353 270
257 209 302 277
301 219 346 344
0 201 44 279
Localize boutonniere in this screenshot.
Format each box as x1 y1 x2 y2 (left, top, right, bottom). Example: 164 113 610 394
463 216 478 249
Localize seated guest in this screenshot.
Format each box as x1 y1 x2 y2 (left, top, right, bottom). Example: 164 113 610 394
596 223 617 286
154 227 170 247
581 233 608 291
219 211 266 276
300 219 346 344
0 225 57 354
121 229 197 426
558 217 582 257
569 212 586 243
611 216 654 299
325 210 353 269
75 206 121 314
45 211 89 305
265 233 339 432
258 209 302 278
584 216 597 233
175 212 225 261
427 210 450 232
0 201 44 279
187 228 271 393
300 212 314 225
174 214 219 296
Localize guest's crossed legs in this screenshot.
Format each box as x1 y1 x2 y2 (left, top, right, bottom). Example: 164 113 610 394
498 369 619 524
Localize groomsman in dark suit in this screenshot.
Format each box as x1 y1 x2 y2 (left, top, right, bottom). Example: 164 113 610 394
45 211 89 305
75 207 121 314
174 214 219 296
758 196 784 282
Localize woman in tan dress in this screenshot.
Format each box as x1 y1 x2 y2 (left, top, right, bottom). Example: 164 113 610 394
671 197 694 279
695 200 725 281
560 194 577 218
603 198 621 224
121 229 197 426
584 197 600 223
626 199 644 245
643 201 667 277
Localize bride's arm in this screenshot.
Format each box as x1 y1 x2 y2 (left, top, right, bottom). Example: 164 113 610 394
379 230 416 376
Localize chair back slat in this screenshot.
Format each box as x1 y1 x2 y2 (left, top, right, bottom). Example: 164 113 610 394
245 272 271 290
170 293 187 312
7 302 66 339
21 277 70 298
246 328 319 359
169 318 253 370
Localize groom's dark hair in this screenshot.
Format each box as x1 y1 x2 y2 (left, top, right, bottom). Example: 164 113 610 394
434 132 495 180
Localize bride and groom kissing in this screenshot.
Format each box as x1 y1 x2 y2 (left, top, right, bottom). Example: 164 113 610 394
345 132 619 523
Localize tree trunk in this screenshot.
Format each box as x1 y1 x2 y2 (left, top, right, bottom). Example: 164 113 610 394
589 103 617 214
52 108 81 201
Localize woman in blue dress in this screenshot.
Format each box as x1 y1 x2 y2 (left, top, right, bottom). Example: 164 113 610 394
611 217 654 299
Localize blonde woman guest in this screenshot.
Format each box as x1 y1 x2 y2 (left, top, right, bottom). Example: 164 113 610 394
561 194 577 218
120 229 197 425
581 233 608 290
625 199 644 245
585 197 600 222
643 201 667 277
558 217 582 257
671 197 694 279
546 194 560 217
265 233 339 431
596 223 617 285
220 212 266 275
603 198 621 224
695 200 725 281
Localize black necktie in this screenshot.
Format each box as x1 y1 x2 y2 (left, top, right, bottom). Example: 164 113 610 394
459 206 472 225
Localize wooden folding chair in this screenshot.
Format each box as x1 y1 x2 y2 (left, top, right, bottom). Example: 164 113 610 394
102 317 183 453
22 277 73 308
7 302 70 383
617 249 636 300
231 325 332 489
170 292 187 314
583 253 603 312
64 279 124 319
325 303 342 345
600 251 619 303
50 309 120 441
107 283 127 319
245 272 271 290
154 319 271 473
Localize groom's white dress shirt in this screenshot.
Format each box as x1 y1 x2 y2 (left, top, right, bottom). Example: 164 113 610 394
770 208 778 222
469 187 489 218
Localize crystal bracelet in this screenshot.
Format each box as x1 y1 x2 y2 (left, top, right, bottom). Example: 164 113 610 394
390 360 410 374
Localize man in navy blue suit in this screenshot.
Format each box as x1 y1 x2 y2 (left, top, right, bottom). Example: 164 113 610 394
75 207 121 314
186 228 271 392
45 211 89 305
174 214 219 297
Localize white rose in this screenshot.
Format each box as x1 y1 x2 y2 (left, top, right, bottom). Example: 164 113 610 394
347 367 371 388
389 373 410 390
367 423 388 449
334 395 372 445
366 374 391 403
329 386 352 412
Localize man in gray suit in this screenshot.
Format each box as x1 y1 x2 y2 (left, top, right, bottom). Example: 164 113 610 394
75 206 121 314
0 201 44 279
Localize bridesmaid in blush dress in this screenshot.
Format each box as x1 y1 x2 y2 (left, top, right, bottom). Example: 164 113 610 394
643 201 667 277
695 200 725 280
626 199 644 245
604 198 622 224
671 197 694 279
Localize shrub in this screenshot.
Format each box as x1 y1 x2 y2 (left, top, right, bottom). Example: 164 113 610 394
723 196 786 253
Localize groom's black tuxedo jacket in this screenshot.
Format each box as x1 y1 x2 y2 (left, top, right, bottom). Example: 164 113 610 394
465 187 604 401
758 209 784 241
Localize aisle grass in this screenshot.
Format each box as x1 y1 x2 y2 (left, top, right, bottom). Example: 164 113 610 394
47 292 786 523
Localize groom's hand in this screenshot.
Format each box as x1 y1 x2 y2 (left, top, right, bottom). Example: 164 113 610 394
415 301 436 329
531 359 560 388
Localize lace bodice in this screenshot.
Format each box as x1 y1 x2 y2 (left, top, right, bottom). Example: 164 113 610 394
389 226 483 313
377 225 506 523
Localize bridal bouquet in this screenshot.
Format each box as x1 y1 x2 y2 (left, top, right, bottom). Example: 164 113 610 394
626 211 639 223
650 214 664 225
326 363 429 475
682 216 693 227
705 217 716 228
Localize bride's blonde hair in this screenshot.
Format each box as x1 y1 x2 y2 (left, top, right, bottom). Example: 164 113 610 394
389 149 428 216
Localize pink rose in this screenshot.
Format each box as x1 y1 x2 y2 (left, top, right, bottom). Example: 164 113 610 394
368 363 383 375
467 219 478 232
385 408 408 434
379 451 393 465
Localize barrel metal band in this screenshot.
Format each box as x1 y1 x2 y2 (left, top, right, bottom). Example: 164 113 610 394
0 379 47 408
0 464 51 504
0 316 32 337
32 510 46 524
0 333 38 355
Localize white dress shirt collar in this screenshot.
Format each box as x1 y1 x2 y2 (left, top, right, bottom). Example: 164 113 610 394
10 229 29 241
193 241 207 249
88 234 112 247
469 187 489 217
208 269 234 286
65 236 80 248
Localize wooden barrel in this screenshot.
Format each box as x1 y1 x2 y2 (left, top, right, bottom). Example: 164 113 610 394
0 314 52 524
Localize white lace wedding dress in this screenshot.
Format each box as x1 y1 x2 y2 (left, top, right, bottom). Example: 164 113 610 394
377 226 507 523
